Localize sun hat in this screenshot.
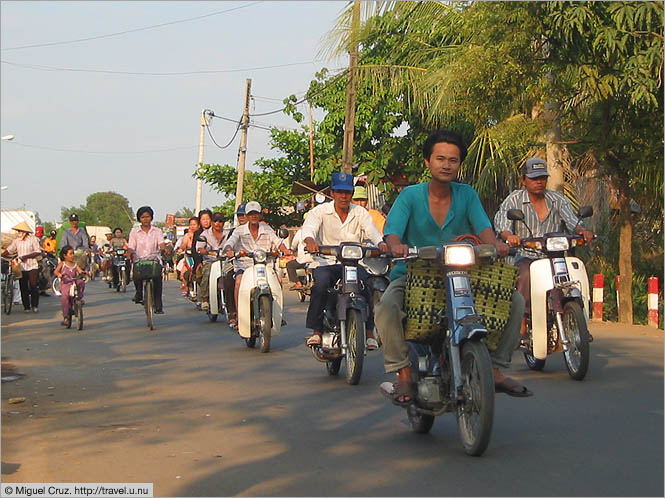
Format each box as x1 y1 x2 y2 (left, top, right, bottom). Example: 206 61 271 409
12 221 32 233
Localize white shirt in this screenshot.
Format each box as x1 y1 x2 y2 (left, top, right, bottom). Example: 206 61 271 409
196 227 228 263
6 234 40 271
224 222 282 271
301 202 383 267
290 229 313 265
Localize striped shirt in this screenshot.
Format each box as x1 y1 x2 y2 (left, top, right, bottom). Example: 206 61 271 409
6 234 41 271
494 189 582 259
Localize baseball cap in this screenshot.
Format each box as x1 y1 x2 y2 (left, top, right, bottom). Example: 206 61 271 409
69 213 79 221
522 158 549 178
212 213 224 222
245 201 261 214
331 172 354 192
236 202 247 215
352 186 368 200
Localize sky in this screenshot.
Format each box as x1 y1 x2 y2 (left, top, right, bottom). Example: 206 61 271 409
0 1 347 224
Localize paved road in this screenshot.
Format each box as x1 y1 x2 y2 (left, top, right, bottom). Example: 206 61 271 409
2 278 663 496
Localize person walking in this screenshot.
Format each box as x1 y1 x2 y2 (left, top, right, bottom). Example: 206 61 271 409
2 221 42 312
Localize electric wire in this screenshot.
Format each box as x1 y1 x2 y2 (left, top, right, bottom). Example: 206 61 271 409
0 59 319 76
205 121 242 150
7 141 197 154
1 2 264 51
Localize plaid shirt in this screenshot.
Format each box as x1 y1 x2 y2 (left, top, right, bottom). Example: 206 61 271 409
6 234 41 271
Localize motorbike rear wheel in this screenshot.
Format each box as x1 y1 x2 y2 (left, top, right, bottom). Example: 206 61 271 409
407 404 435 434
562 301 590 380
245 337 257 348
344 309 365 385
326 358 342 375
258 295 272 353
456 341 494 457
524 351 546 371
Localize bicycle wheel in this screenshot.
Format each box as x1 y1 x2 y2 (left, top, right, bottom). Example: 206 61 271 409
4 275 13 315
52 276 61 296
77 298 84 330
144 280 154 330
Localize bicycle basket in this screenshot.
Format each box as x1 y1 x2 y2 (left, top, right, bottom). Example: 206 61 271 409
404 259 517 350
134 260 160 280
1 259 8 275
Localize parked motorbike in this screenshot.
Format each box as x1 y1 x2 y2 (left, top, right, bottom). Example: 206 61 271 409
38 251 58 295
307 243 380 385
112 248 130 293
380 243 499 456
233 229 289 353
507 206 594 380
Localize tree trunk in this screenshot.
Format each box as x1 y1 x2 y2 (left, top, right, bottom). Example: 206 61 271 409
615 173 634 324
545 101 566 193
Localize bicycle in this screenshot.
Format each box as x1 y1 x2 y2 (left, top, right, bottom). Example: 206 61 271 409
134 259 161 330
2 257 15 315
62 274 87 330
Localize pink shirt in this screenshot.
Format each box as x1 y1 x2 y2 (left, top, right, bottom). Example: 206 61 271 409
128 226 164 263
6 234 41 271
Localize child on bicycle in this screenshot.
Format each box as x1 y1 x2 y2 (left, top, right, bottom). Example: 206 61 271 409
54 245 86 326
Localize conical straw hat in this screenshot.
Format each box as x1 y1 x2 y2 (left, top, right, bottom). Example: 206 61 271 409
12 221 32 233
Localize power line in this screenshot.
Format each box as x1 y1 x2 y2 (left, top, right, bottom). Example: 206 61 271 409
1 59 319 76
205 120 242 150
1 2 264 51
7 141 197 154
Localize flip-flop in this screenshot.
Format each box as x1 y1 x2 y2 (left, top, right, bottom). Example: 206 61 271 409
391 380 415 407
306 334 322 347
366 337 379 351
495 377 533 397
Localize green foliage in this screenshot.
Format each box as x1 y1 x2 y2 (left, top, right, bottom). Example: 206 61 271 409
62 192 134 234
174 206 195 218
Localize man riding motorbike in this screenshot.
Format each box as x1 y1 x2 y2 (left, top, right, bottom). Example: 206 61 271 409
196 212 228 311
60 213 90 270
376 129 531 406
494 157 594 342
109 227 129 290
223 201 290 328
301 172 387 351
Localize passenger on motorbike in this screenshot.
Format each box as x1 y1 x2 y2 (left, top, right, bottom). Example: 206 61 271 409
301 172 387 351
217 204 248 326
494 158 594 341
376 129 530 405
109 228 129 289
54 245 86 327
223 201 290 327
128 206 166 314
286 228 312 289
101 232 114 281
196 212 228 311
352 185 386 234
42 230 58 254
193 210 213 306
176 217 200 292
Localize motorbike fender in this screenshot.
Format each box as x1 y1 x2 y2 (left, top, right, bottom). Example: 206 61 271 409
530 258 554 360
208 260 223 314
565 256 590 326
336 294 367 323
237 265 283 339
368 276 388 293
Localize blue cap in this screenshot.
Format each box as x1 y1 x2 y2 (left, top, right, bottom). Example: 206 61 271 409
522 158 549 178
331 172 354 192
236 202 246 215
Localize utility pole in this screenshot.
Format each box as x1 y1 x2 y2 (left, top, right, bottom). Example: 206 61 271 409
234 79 252 214
341 1 360 174
195 109 210 214
308 102 315 204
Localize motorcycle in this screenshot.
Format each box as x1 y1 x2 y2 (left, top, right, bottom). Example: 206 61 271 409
200 247 229 323
182 249 198 303
380 243 499 456
37 251 58 295
112 248 130 293
507 206 594 380
308 243 380 385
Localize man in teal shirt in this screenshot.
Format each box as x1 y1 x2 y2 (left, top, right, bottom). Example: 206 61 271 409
377 129 532 405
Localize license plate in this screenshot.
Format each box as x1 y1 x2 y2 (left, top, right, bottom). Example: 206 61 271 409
345 266 357 283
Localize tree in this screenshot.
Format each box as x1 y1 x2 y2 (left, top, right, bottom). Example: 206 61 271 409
62 192 134 234
174 207 196 218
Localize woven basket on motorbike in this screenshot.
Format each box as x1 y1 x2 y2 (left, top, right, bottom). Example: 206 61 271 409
404 259 517 350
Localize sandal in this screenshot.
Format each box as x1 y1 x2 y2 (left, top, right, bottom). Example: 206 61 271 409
495 377 533 397
391 380 415 407
306 334 322 347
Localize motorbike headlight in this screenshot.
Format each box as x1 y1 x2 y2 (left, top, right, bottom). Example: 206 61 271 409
253 249 267 263
117 249 125 255
444 244 475 266
340 245 363 260
545 236 569 251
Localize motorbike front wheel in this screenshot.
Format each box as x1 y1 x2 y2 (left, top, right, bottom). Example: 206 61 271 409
258 295 272 353
245 337 257 348
344 309 365 385
326 358 342 376
144 280 154 330
121 270 127 293
524 351 546 371
456 341 494 457
562 301 590 380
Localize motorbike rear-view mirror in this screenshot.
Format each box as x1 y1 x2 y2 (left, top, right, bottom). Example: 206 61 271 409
507 209 525 221
577 205 593 219
278 228 289 239
418 246 439 260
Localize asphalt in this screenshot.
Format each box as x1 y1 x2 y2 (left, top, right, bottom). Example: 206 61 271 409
1 278 663 497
